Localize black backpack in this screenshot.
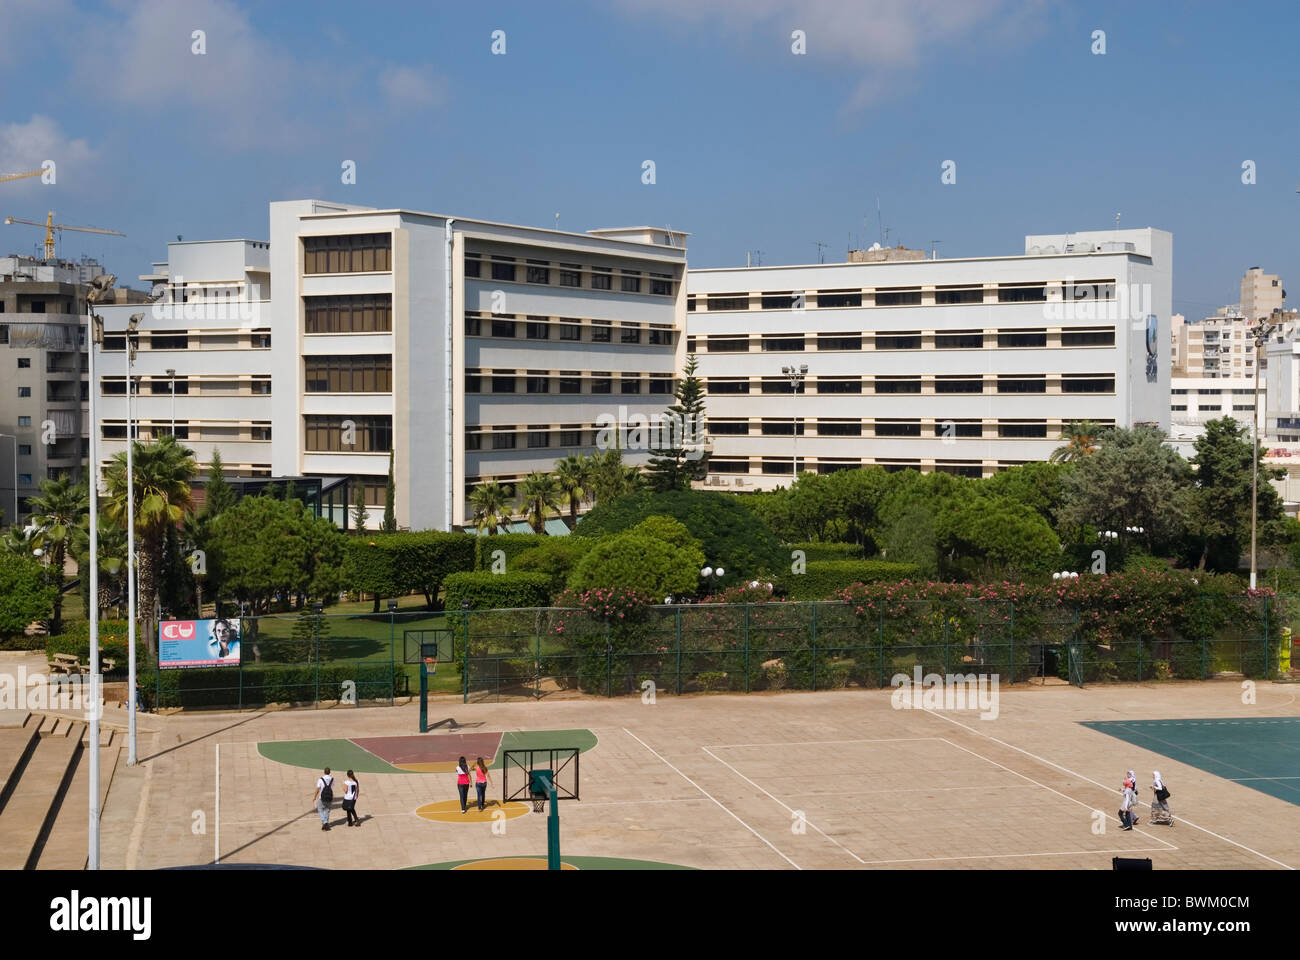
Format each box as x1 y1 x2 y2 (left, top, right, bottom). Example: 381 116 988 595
320 775 334 803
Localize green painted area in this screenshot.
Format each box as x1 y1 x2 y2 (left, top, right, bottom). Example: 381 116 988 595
492 729 598 769
257 728 598 774
257 738 406 775
1082 717 1300 807
408 855 694 871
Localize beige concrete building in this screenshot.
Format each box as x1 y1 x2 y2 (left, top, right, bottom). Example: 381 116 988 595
1241 267 1284 322
1171 310 1256 379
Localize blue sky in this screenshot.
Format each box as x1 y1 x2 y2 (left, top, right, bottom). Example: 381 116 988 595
1 0 1296 317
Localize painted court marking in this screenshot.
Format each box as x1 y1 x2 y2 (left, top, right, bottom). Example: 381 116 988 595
621 728 800 870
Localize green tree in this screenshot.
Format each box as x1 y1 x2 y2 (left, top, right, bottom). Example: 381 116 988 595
937 495 1060 580
469 481 512 535
587 448 641 505
879 501 940 579
554 454 590 528
646 355 710 492
26 475 88 634
1184 416 1288 572
102 434 198 656
567 531 706 598
201 449 237 518
351 483 369 533
1050 420 1103 463
71 515 127 619
0 549 56 637
382 450 397 533
518 472 562 534
982 461 1068 528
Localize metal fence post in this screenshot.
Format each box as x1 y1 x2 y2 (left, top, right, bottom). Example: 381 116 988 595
1264 595 1272 678
743 603 751 694
812 607 818 691
462 611 470 704
811 601 818 686
1009 600 1015 683
878 610 885 688
389 606 396 707
605 622 612 698
675 607 683 696
313 610 321 707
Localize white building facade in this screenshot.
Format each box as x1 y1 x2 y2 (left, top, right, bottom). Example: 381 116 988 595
687 228 1172 489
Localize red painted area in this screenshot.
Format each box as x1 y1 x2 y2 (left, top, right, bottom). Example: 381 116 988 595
352 732 504 766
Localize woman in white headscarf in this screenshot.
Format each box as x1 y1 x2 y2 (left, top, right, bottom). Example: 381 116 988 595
1126 770 1140 825
1152 771 1169 816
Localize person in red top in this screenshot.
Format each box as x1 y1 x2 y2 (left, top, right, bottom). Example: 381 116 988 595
474 756 492 812
456 756 471 814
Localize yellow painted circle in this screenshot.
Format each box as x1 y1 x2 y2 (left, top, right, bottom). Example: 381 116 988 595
416 799 531 823
453 857 578 870
395 761 460 773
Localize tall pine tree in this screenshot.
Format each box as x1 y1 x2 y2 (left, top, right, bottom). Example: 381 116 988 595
351 482 369 533
646 355 710 492
381 449 397 532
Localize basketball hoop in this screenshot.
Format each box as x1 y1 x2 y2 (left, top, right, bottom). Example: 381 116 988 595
424 656 437 674
532 797 546 813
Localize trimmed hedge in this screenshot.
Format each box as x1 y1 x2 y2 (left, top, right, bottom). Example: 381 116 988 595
444 571 552 610
474 533 546 572
142 662 395 709
781 560 921 600
511 538 596 596
789 542 863 562
342 531 476 606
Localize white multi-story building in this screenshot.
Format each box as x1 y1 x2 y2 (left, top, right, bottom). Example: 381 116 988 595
95 239 274 480
687 228 1171 488
267 200 686 530
1171 309 1259 379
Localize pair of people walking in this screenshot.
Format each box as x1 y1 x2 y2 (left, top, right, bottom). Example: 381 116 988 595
314 767 361 830
455 756 492 813
1118 769 1172 830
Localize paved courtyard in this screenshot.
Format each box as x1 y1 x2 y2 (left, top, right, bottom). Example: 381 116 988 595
83 680 1300 870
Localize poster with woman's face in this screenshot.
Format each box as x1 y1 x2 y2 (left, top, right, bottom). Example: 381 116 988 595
158 619 242 668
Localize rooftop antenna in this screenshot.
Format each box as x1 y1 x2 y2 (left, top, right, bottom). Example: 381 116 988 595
876 197 882 246
1114 212 1121 234
747 250 764 267
812 241 828 264
883 226 892 246
555 212 560 231
930 240 942 260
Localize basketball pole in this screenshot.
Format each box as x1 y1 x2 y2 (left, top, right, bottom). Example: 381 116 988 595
547 780 560 871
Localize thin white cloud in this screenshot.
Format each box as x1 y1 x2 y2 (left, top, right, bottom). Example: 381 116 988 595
379 65 448 109
0 115 97 195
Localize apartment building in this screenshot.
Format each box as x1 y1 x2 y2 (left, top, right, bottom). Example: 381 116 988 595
94 239 274 481
687 228 1171 489
1171 310 1260 379
1241 267 1285 322
267 200 687 530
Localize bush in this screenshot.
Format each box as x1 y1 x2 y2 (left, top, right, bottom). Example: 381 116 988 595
0 550 56 637
566 532 705 598
789 542 863 562
511 537 597 596
143 662 395 709
762 660 787 690
697 670 728 692
474 534 545 571
780 560 920 600
443 572 552 610
342 531 475 607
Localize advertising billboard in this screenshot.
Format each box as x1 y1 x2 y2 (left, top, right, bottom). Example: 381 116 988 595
159 618 242 669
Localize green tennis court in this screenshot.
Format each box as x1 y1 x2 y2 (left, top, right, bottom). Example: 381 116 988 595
1081 717 1300 807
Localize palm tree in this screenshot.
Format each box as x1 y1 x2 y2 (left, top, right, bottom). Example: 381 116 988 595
554 454 590 529
518 472 562 534
1050 420 1103 463
469 481 512 535
71 515 128 618
27 476 88 634
103 434 197 656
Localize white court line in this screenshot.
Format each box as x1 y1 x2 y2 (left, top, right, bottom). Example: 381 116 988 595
701 746 864 864
622 728 800 870
705 738 943 749
855 847 1173 866
214 742 220 864
1229 777 1300 781
922 708 1294 870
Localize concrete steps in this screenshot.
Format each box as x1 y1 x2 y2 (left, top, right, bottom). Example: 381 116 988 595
0 714 41 815
35 740 121 870
0 713 86 870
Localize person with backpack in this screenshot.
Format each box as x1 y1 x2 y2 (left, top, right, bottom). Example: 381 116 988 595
343 770 361 827
315 767 335 830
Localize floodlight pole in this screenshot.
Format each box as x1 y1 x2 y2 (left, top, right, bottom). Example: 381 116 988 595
783 364 808 480
126 319 140 766
1250 320 1274 591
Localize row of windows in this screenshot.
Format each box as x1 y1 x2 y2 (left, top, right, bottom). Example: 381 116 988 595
690 281 1117 312
465 314 675 345
708 459 1019 478
704 375 1116 395
466 254 675 296
465 372 673 395
692 328 1116 352
304 416 393 453
304 355 393 393
101 331 271 351
101 377 271 396
466 426 595 450
303 234 393 275
305 295 393 334
101 423 272 442
708 418 1115 438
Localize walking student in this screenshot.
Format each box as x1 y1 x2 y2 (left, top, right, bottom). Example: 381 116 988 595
1152 771 1170 816
455 756 471 814
1118 779 1136 830
474 757 492 812
343 770 360 827
315 767 335 831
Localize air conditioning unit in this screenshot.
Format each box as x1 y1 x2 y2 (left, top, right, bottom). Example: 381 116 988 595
733 478 745 487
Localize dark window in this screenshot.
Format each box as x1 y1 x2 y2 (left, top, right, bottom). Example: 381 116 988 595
763 379 802 394
875 333 922 350
559 429 583 446
29 300 46 313
875 421 922 437
17 357 30 368
559 373 581 394
621 326 641 344
997 376 1047 393
492 431 516 450
708 294 748 311
150 332 189 350
620 376 641 394
591 323 611 343
761 293 798 310
1061 327 1116 347
998 422 1048 438
465 374 481 393
559 264 582 287
1065 281 1116 301
935 377 983 394
817 378 861 394
590 267 612 290
648 328 673 346
492 319 516 338
816 335 861 351
491 257 516 282
818 290 862 308
937 422 983 438
936 286 984 305
102 424 127 439
304 294 393 333
998 330 1047 348
761 421 805 436
708 380 750 395
102 335 125 351
875 288 922 306
17 386 30 397
817 421 862 436
303 415 392 452
527 376 550 394
687 296 696 312
707 337 748 352
997 284 1046 303
1061 375 1116 393
526 321 549 340
761 336 805 352
590 373 612 394
710 460 750 474
251 332 271 349
649 377 672 394
465 315 482 336
621 272 641 293
304 356 393 393
650 274 673 296
18 444 31 455
464 255 481 278
935 331 984 349
492 376 516 394
465 431 482 451
762 459 794 475
559 323 581 341
875 378 921 394
102 380 127 395
527 428 551 448
303 234 392 274
526 261 550 285
709 421 749 435
817 461 859 474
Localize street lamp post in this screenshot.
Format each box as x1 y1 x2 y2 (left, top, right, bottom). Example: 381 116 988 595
1250 320 1277 591
700 564 725 595
125 314 142 766
781 364 808 480
85 273 116 871
0 433 17 527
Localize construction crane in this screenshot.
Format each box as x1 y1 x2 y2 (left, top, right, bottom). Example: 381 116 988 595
0 170 42 184
4 211 125 261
